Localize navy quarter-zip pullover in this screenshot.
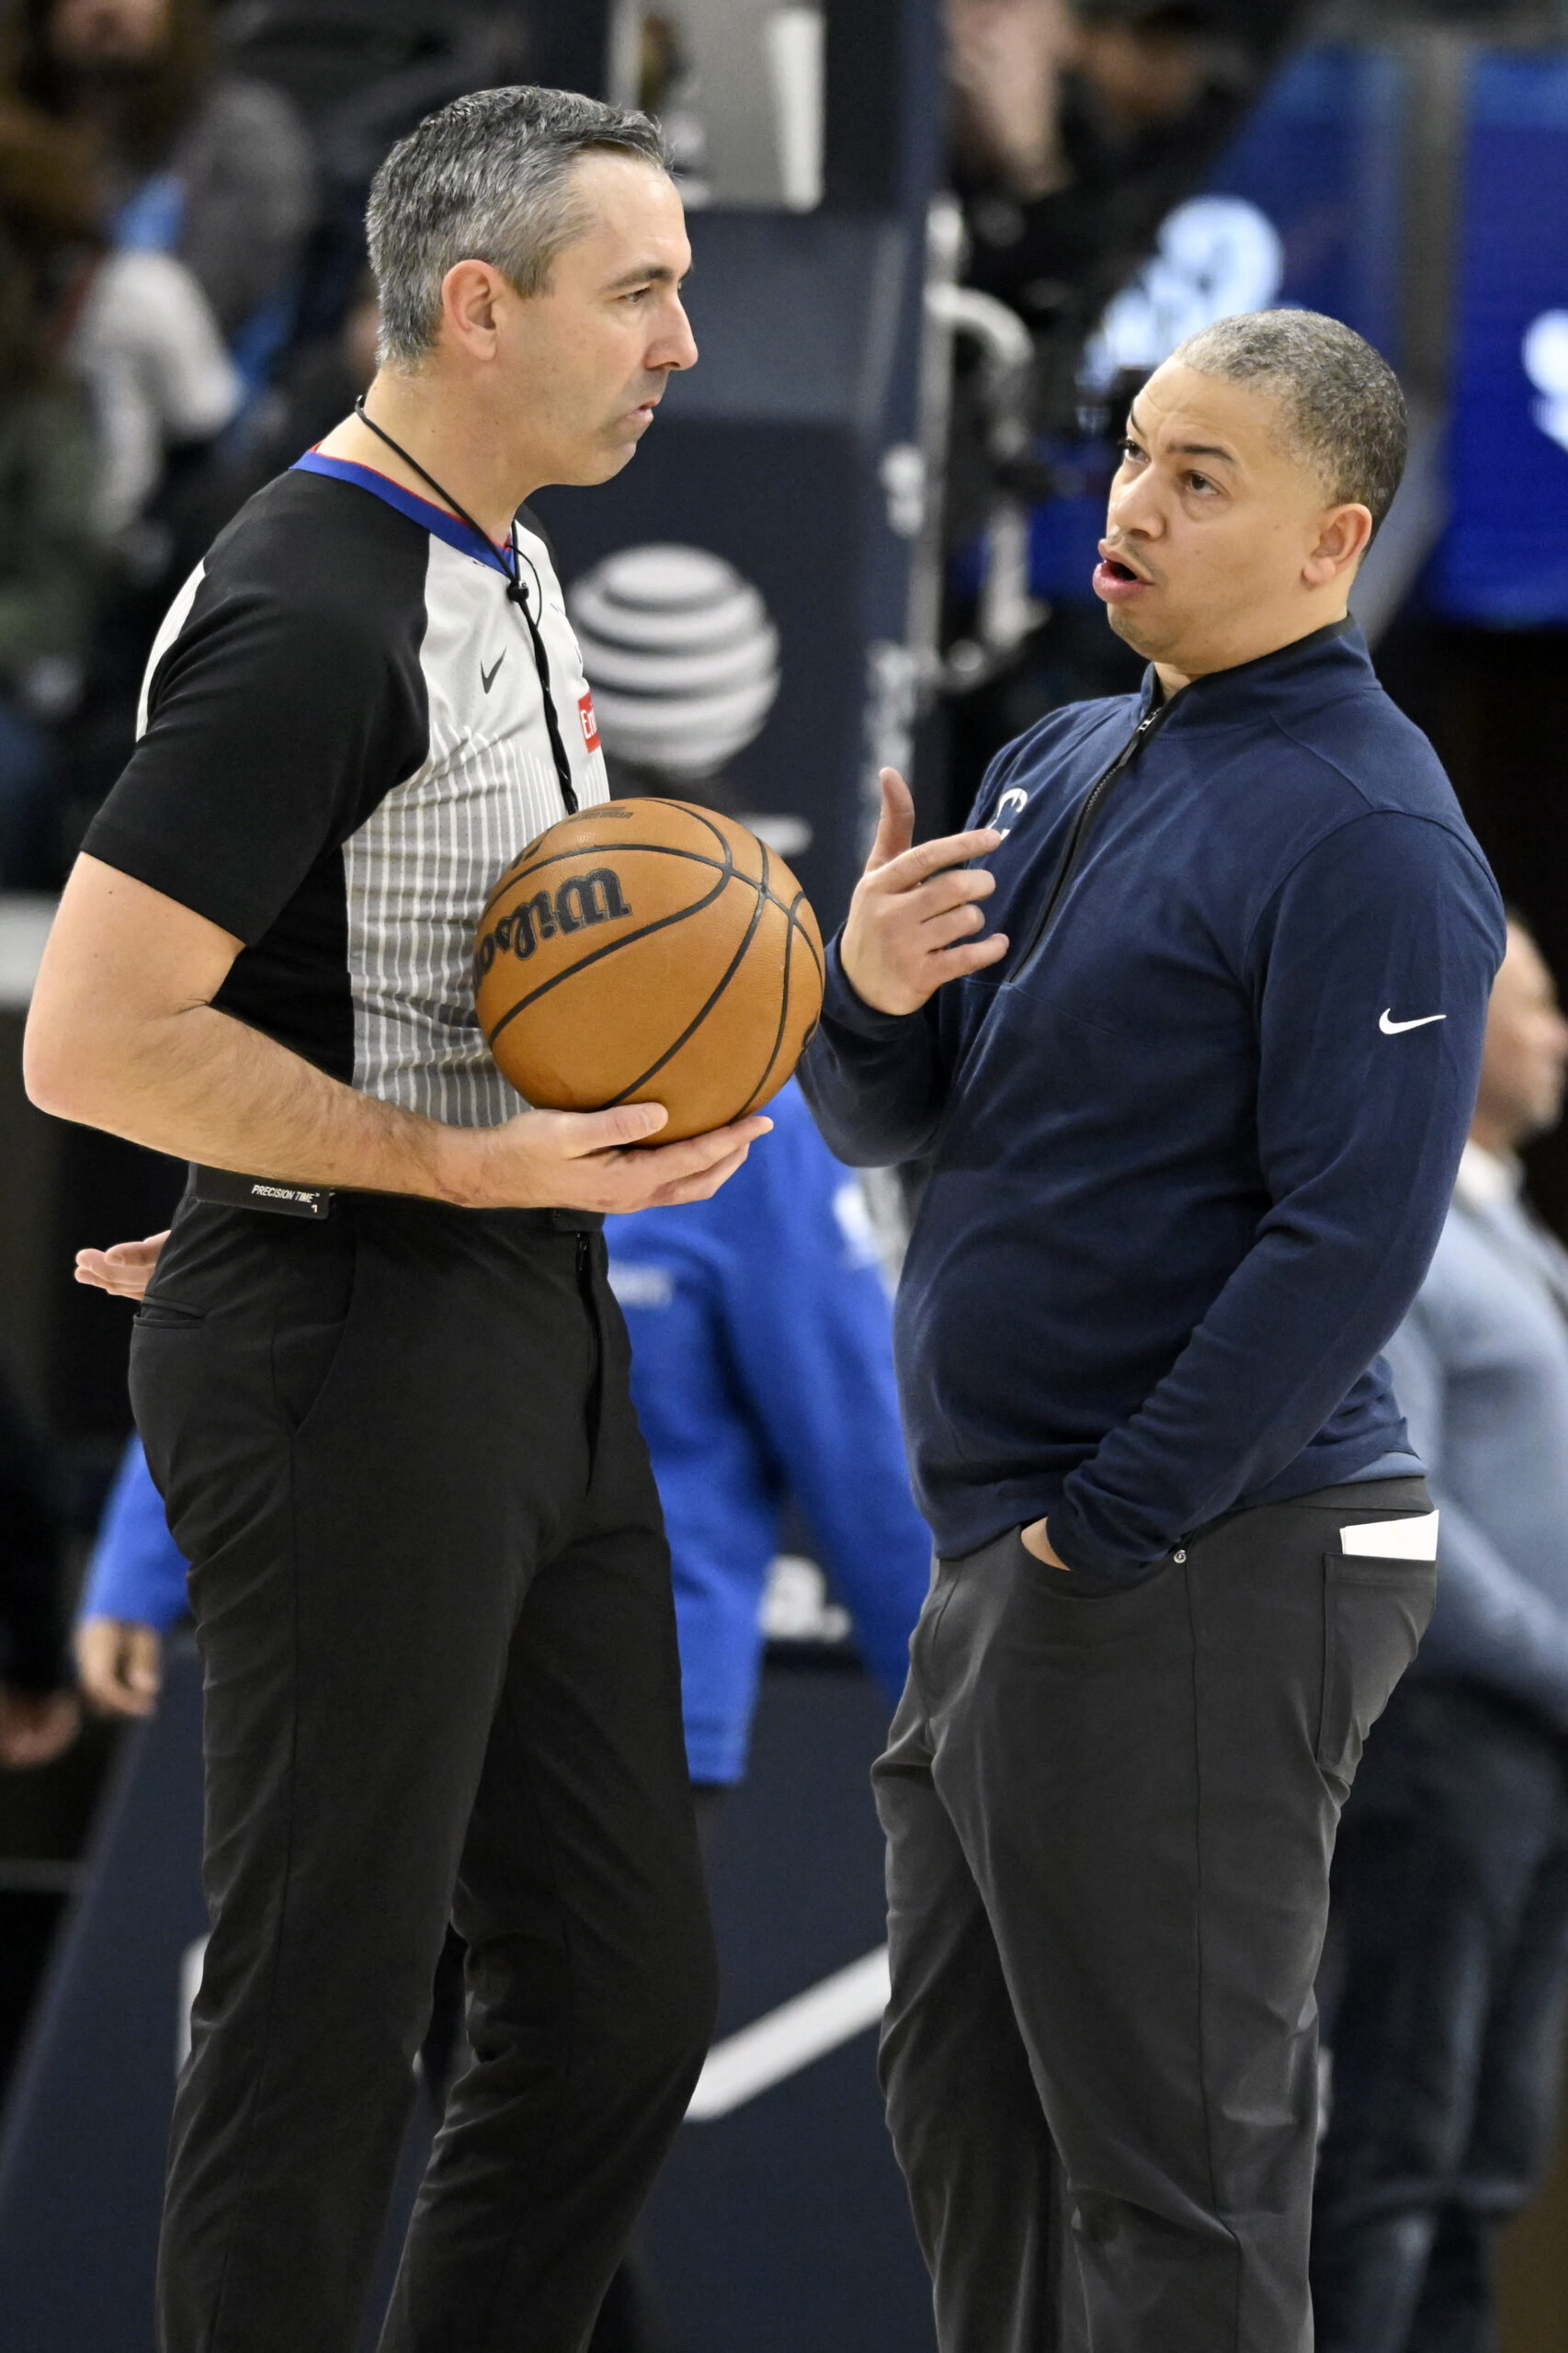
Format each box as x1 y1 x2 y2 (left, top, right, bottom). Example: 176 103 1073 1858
800 621 1506 1576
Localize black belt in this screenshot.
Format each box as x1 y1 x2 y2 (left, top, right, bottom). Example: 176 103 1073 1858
187 1165 603 1233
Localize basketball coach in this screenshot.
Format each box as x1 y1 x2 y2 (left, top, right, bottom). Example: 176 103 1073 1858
24 90 768 2353
801 313 1506 2353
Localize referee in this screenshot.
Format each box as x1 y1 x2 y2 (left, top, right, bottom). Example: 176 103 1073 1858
25 89 767 2353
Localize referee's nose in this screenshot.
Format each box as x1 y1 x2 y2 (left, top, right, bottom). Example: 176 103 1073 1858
650 290 699 378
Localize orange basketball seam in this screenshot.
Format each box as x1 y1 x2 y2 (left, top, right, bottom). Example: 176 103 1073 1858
742 885 824 1111
782 887 824 982
598 853 776 1108
735 843 797 1119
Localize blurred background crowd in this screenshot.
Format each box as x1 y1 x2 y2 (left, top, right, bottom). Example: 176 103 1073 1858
5 3 1568 2349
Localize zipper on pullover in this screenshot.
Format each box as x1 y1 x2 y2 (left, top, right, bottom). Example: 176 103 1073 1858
1014 697 1178 976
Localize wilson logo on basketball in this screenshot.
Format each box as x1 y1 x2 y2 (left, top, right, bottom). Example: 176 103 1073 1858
474 867 631 977
577 691 600 753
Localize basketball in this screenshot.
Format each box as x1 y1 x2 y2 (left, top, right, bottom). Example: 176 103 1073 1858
472 800 825 1142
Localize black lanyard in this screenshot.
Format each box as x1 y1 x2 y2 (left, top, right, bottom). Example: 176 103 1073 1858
352 396 578 815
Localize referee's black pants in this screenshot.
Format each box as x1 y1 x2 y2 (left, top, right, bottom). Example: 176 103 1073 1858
874 1481 1436 2353
131 1187 718 2353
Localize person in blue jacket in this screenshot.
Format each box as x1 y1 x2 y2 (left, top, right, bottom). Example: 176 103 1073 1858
800 311 1505 2353
75 1078 931 1798
606 1078 928 1788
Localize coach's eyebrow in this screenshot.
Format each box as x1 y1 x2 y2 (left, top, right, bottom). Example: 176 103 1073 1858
1125 404 1238 468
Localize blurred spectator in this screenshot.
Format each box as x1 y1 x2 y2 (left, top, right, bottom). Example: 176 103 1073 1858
63 240 238 533
0 0 316 533
937 0 1311 822
1 0 314 347
0 216 99 883
948 0 1307 434
159 270 380 582
607 1077 931 1790
1313 916 1568 2353
0 1359 78 1770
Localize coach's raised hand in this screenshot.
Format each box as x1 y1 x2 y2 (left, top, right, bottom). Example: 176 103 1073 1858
840 768 1009 1016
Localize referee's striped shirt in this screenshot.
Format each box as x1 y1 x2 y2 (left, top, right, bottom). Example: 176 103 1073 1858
85 454 609 1127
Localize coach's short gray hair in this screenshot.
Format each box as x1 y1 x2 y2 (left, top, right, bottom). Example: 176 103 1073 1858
367 85 671 368
1171 309 1408 535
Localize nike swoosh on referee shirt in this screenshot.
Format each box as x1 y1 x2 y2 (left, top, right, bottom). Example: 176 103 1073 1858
481 653 506 693
1380 1009 1446 1035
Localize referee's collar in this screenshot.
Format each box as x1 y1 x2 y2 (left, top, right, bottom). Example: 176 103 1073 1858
292 449 515 574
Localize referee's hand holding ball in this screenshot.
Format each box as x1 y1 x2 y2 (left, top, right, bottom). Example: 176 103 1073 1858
441 1097 774 1214
840 768 1008 1015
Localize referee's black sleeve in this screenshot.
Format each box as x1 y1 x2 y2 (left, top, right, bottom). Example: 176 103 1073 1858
85 513 428 946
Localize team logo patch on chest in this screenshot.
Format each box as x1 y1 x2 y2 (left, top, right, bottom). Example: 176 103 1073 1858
578 690 600 753
473 867 631 973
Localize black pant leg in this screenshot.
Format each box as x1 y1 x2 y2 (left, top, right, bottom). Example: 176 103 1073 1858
381 1241 716 2352
874 1620 1076 2353
900 1487 1432 2353
134 1199 701 2353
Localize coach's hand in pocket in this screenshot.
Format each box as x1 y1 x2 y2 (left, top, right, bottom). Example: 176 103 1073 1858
1019 1519 1069 1569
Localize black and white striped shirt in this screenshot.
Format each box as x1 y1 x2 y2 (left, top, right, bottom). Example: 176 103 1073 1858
85 454 608 1127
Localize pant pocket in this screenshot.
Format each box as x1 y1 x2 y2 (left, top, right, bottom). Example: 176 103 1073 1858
270 1231 359 1438
1012 1527 1171 1600
1317 1553 1437 1789
133 1295 207 1330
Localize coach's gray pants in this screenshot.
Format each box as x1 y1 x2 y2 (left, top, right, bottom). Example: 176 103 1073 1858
874 1479 1435 2353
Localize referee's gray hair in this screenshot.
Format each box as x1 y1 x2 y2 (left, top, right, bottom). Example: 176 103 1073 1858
1171 310 1408 536
368 85 671 369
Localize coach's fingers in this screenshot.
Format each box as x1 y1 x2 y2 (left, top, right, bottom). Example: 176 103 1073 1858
873 826 1003 893
937 931 1010 977
910 866 998 924
922 899 994 950
865 768 916 873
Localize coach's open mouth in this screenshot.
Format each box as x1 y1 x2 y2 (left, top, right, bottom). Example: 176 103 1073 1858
1093 546 1153 603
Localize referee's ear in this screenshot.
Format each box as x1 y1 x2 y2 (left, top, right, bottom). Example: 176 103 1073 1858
437 258 511 363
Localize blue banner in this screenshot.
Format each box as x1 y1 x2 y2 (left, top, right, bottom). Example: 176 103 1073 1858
1428 53 1568 624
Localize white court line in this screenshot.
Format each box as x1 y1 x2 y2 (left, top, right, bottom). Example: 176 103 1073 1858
687 1945 891 2121
176 1934 892 2116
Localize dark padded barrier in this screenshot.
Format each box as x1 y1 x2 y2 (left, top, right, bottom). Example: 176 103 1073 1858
0 1638 207 2352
